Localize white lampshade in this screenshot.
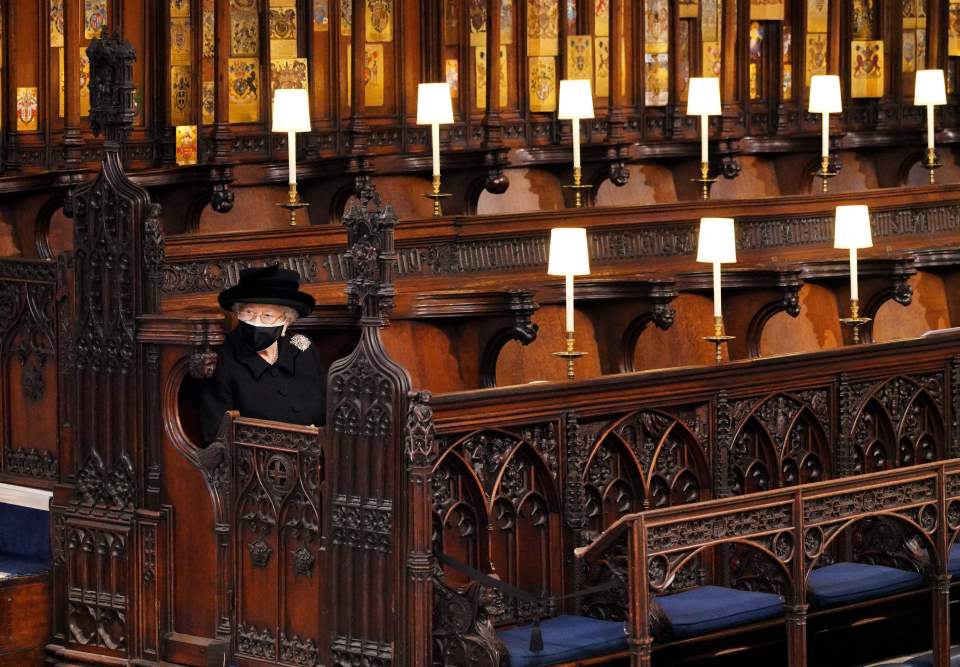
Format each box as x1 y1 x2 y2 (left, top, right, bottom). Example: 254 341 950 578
915 69 947 106
548 228 590 276
272 89 311 133
696 218 737 263
834 205 873 249
558 79 595 120
686 78 721 116
416 83 454 125
808 75 842 113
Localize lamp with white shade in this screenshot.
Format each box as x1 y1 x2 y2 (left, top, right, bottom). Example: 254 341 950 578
272 89 312 225
696 217 737 362
808 75 842 192
558 80 595 208
914 69 946 184
548 227 590 379
416 82 455 215
835 204 873 343
686 77 722 199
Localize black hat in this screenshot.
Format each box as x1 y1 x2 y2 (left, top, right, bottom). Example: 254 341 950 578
218 265 315 317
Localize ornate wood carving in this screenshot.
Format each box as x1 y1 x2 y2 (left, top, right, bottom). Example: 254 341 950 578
325 180 411 665
48 33 168 665
0 258 63 484
230 417 324 664
160 200 960 296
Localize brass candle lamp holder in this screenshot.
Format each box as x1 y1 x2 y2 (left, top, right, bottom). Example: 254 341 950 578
424 174 453 216
562 167 593 209
693 161 718 200
277 182 309 226
839 298 871 344
553 331 586 380
814 155 838 193
702 315 735 364
925 147 942 185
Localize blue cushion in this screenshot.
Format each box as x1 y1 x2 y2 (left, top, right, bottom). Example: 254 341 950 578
655 585 785 638
866 645 960 666
806 562 923 607
497 615 627 667
949 543 960 578
0 554 48 580
0 502 50 561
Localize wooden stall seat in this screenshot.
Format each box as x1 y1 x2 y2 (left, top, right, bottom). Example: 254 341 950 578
423 330 960 666
574 461 960 667
0 484 51 666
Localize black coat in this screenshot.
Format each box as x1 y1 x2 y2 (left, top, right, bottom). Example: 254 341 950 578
200 330 327 443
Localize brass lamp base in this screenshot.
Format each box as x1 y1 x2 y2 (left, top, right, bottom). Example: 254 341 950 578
562 167 592 209
925 147 942 185
277 182 309 226
839 299 871 345
702 316 735 364
424 174 452 216
691 161 718 200
813 156 838 193
552 331 586 380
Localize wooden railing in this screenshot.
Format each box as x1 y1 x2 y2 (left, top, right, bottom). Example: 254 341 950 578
576 458 960 666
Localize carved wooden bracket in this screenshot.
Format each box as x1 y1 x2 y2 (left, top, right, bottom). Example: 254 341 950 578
405 288 539 389
136 312 226 379
677 268 803 360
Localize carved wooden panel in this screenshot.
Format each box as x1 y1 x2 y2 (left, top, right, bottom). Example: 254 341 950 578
433 423 562 623
231 421 324 667
0 259 63 485
847 374 945 473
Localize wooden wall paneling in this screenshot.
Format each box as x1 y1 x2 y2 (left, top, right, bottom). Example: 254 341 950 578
0 259 63 488
538 277 679 374
801 256 917 345
757 283 844 357
5 0 42 170
140 314 229 664
386 288 539 390
676 267 804 360
911 246 960 328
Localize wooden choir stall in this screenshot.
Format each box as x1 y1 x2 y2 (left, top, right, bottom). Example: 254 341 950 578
4 0 960 665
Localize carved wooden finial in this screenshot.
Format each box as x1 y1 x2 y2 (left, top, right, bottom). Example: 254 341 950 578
342 180 398 325
86 31 137 144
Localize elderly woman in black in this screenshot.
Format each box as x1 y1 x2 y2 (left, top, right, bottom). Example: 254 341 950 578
199 265 326 443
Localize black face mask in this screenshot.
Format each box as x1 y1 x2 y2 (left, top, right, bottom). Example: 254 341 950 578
237 320 284 352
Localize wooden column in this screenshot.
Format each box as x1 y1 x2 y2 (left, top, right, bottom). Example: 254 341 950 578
607 0 626 142
63 0 83 168
403 393 438 667
211 0 232 161
787 491 808 667
719 0 740 134
422 0 442 82
349 0 369 159
927 0 944 67
627 520 653 667
4 0 17 170
483 0 503 147
931 466 950 667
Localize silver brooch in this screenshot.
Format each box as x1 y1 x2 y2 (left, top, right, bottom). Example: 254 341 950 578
290 334 312 351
